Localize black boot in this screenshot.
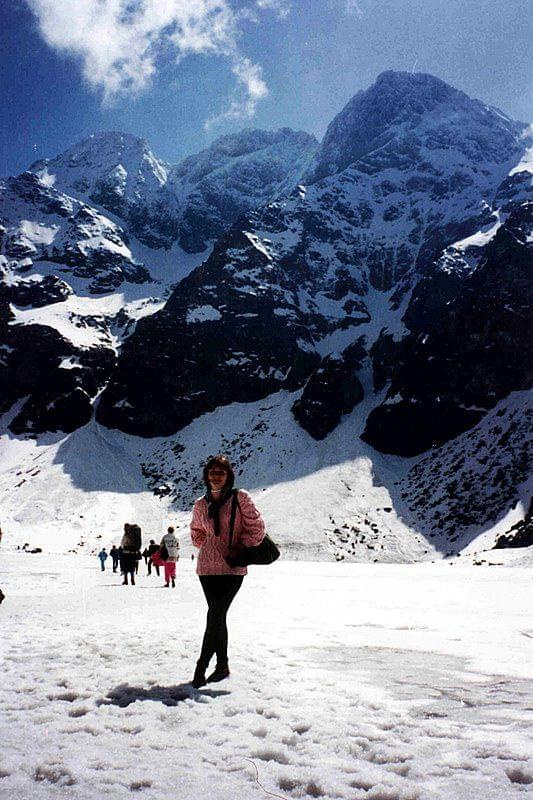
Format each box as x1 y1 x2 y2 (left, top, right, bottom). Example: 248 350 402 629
207 664 230 683
191 664 207 689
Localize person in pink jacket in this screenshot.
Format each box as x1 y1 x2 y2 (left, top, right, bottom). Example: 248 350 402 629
190 454 265 688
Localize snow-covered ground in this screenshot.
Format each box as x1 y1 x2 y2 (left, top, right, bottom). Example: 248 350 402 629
1 553 532 800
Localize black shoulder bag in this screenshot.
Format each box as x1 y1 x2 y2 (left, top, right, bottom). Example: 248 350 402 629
224 491 280 567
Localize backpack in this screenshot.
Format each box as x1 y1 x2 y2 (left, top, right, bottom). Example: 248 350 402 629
121 524 141 551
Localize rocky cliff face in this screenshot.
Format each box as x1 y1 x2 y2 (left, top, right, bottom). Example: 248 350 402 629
363 197 532 455
0 170 149 434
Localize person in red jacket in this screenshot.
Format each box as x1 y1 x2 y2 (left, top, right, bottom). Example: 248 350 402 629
190 454 265 688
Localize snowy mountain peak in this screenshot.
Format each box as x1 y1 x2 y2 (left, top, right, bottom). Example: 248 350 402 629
169 128 318 196
26 127 318 252
306 71 528 183
30 131 171 203
170 127 317 185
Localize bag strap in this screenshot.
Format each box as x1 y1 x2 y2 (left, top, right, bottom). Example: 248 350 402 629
227 490 239 552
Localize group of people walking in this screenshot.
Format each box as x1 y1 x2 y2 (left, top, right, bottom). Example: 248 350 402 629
97 526 180 587
98 454 268 689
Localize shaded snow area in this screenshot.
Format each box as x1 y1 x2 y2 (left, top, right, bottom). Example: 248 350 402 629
0 390 530 564
1 555 532 800
0 392 428 562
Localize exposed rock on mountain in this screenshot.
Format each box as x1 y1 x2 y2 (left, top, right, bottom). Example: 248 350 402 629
0 297 115 435
1 71 531 486
325 390 531 559
306 71 525 184
0 171 151 295
167 128 318 252
292 342 366 439
97 72 532 449
494 497 533 549
363 199 532 455
96 224 320 436
30 128 318 253
30 131 172 250
0 273 72 308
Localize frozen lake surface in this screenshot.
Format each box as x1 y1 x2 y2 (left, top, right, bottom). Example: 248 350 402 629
1 554 532 799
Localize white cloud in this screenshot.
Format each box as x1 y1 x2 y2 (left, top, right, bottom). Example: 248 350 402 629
204 55 268 129
255 0 291 18
26 0 269 120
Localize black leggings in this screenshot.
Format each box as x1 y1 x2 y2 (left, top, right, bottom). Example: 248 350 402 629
198 575 244 670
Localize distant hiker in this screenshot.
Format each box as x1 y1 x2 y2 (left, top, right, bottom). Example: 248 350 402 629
120 523 142 586
110 545 119 573
142 547 150 566
160 526 180 588
190 455 265 688
98 548 108 571
147 539 160 576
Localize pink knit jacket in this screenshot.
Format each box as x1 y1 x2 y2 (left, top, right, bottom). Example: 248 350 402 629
190 490 266 576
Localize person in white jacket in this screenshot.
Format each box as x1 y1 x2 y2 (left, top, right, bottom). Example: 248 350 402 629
160 526 179 588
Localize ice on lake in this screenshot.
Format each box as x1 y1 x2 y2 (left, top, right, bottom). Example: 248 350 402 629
1 554 532 799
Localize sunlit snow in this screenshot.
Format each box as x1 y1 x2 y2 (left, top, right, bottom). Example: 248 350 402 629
0 555 532 800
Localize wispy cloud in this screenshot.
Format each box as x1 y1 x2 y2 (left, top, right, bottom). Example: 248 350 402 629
255 0 291 19
343 0 365 17
26 0 270 122
204 54 268 129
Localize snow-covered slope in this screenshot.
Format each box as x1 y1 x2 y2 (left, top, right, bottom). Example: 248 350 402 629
1 384 530 562
166 128 318 251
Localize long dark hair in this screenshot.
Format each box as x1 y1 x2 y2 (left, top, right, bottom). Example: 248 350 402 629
202 454 235 491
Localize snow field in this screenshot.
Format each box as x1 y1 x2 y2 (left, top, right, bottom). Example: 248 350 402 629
1 554 532 800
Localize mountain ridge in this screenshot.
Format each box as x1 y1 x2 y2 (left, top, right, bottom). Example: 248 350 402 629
0 71 531 558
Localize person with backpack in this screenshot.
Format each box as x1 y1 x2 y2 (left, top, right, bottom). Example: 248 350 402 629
120 523 142 586
189 454 265 688
97 547 108 571
160 527 180 588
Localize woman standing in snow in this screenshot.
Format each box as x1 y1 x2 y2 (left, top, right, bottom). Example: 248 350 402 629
190 455 265 688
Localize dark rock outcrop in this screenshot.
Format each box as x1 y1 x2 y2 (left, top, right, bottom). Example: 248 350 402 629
494 498 533 549
0 275 72 308
96 225 320 436
292 342 365 439
363 201 533 455
0 299 115 435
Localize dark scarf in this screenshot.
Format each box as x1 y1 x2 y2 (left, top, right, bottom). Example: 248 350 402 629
206 487 233 537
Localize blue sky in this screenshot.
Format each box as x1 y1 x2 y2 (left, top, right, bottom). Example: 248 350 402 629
1 0 531 177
